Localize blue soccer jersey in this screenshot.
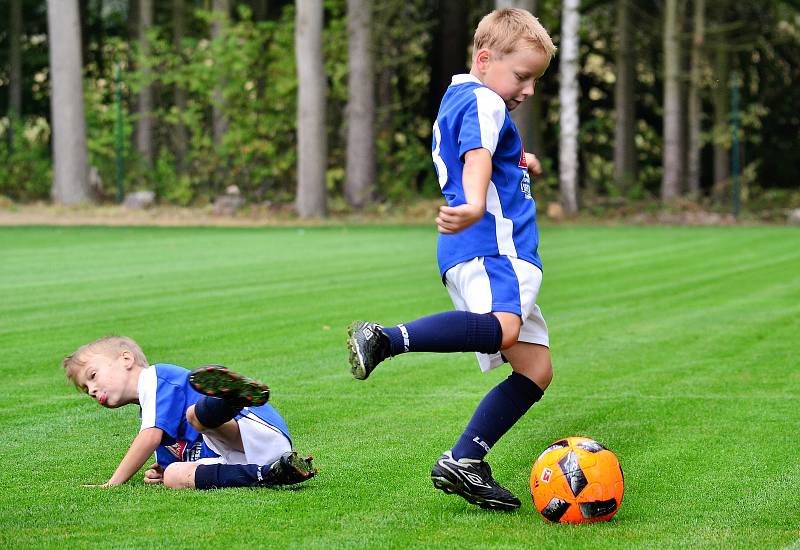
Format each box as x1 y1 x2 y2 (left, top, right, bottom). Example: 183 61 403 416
431 74 541 277
138 363 291 466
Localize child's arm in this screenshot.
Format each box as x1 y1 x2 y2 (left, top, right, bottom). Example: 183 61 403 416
436 148 492 234
88 427 164 487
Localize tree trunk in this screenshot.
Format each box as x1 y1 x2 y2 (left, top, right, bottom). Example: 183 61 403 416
558 0 580 214
494 0 542 156
47 0 90 204
613 0 637 193
251 0 268 21
136 0 154 166
212 0 230 149
712 41 730 191
428 0 468 121
295 0 328 218
345 0 376 208
661 0 683 201
173 0 189 173
8 0 23 149
687 0 705 198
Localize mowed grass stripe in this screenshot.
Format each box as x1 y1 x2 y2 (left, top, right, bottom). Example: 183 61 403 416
0 224 798 549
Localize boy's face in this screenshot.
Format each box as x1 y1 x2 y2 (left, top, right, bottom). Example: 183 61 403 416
75 350 139 408
472 46 550 111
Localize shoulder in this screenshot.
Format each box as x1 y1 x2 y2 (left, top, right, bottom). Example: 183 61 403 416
448 75 505 114
471 86 506 115
152 363 190 383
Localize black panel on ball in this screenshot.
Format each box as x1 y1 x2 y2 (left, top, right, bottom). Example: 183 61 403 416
579 498 618 519
541 497 571 522
576 440 606 453
558 451 588 497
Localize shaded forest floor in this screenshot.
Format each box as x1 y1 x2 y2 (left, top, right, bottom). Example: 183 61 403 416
0 198 794 227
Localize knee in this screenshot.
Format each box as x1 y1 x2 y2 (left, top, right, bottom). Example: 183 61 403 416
537 360 554 391
163 462 198 489
186 405 204 432
494 313 521 350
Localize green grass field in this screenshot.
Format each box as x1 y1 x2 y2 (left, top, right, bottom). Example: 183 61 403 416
1 224 798 549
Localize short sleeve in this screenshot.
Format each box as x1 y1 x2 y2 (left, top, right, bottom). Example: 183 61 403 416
138 366 186 439
458 87 507 159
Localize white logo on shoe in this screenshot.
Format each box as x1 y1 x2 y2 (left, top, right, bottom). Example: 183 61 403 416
461 471 491 488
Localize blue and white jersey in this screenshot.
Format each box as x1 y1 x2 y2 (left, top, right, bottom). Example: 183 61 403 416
431 74 541 277
138 363 292 466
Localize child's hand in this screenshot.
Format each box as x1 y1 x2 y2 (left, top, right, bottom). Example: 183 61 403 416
525 153 543 177
436 203 484 234
143 463 164 485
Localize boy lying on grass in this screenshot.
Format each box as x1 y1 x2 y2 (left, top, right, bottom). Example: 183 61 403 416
63 336 315 489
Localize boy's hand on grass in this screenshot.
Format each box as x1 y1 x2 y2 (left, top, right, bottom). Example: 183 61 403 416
525 152 543 177
144 463 164 485
436 203 484 234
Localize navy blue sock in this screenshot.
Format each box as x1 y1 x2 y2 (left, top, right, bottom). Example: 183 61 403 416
381 311 502 356
193 396 241 429
451 372 544 461
195 463 262 489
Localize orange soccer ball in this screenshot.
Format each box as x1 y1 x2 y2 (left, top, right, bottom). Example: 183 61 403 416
530 436 624 523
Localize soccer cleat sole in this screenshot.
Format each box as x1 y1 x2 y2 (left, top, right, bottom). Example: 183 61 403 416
346 321 369 380
282 452 317 484
431 475 521 512
189 365 270 406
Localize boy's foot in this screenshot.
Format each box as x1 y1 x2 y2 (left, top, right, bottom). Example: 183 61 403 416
259 452 317 486
189 365 270 408
430 451 521 511
347 321 390 380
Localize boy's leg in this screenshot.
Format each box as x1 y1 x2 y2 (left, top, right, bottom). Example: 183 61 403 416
186 403 245 453
431 342 551 510
348 311 504 379
348 256 533 380
162 455 316 490
451 342 551 460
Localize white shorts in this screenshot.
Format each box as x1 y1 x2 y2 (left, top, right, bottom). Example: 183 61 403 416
197 411 292 466
445 255 549 372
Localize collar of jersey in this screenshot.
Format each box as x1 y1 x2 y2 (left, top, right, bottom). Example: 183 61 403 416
450 74 483 87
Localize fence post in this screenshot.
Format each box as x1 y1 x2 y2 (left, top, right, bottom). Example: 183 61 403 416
730 71 741 219
115 64 125 203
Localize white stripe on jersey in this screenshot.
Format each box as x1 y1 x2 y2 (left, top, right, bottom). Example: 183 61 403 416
473 87 506 154
487 180 517 257
138 365 158 432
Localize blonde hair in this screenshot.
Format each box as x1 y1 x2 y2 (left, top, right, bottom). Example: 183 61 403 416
62 335 149 387
473 8 556 60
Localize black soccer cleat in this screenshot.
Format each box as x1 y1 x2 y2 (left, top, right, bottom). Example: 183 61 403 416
259 451 317 486
189 365 270 408
347 321 391 380
431 451 521 511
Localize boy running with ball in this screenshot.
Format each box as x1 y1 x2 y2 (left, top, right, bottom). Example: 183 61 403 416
348 9 556 511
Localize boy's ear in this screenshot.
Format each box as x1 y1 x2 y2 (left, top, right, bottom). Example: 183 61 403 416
120 350 135 369
474 48 492 72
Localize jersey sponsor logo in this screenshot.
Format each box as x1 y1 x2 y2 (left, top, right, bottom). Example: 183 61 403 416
541 467 553 483
520 171 532 199
165 440 188 461
186 441 204 462
164 439 204 461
